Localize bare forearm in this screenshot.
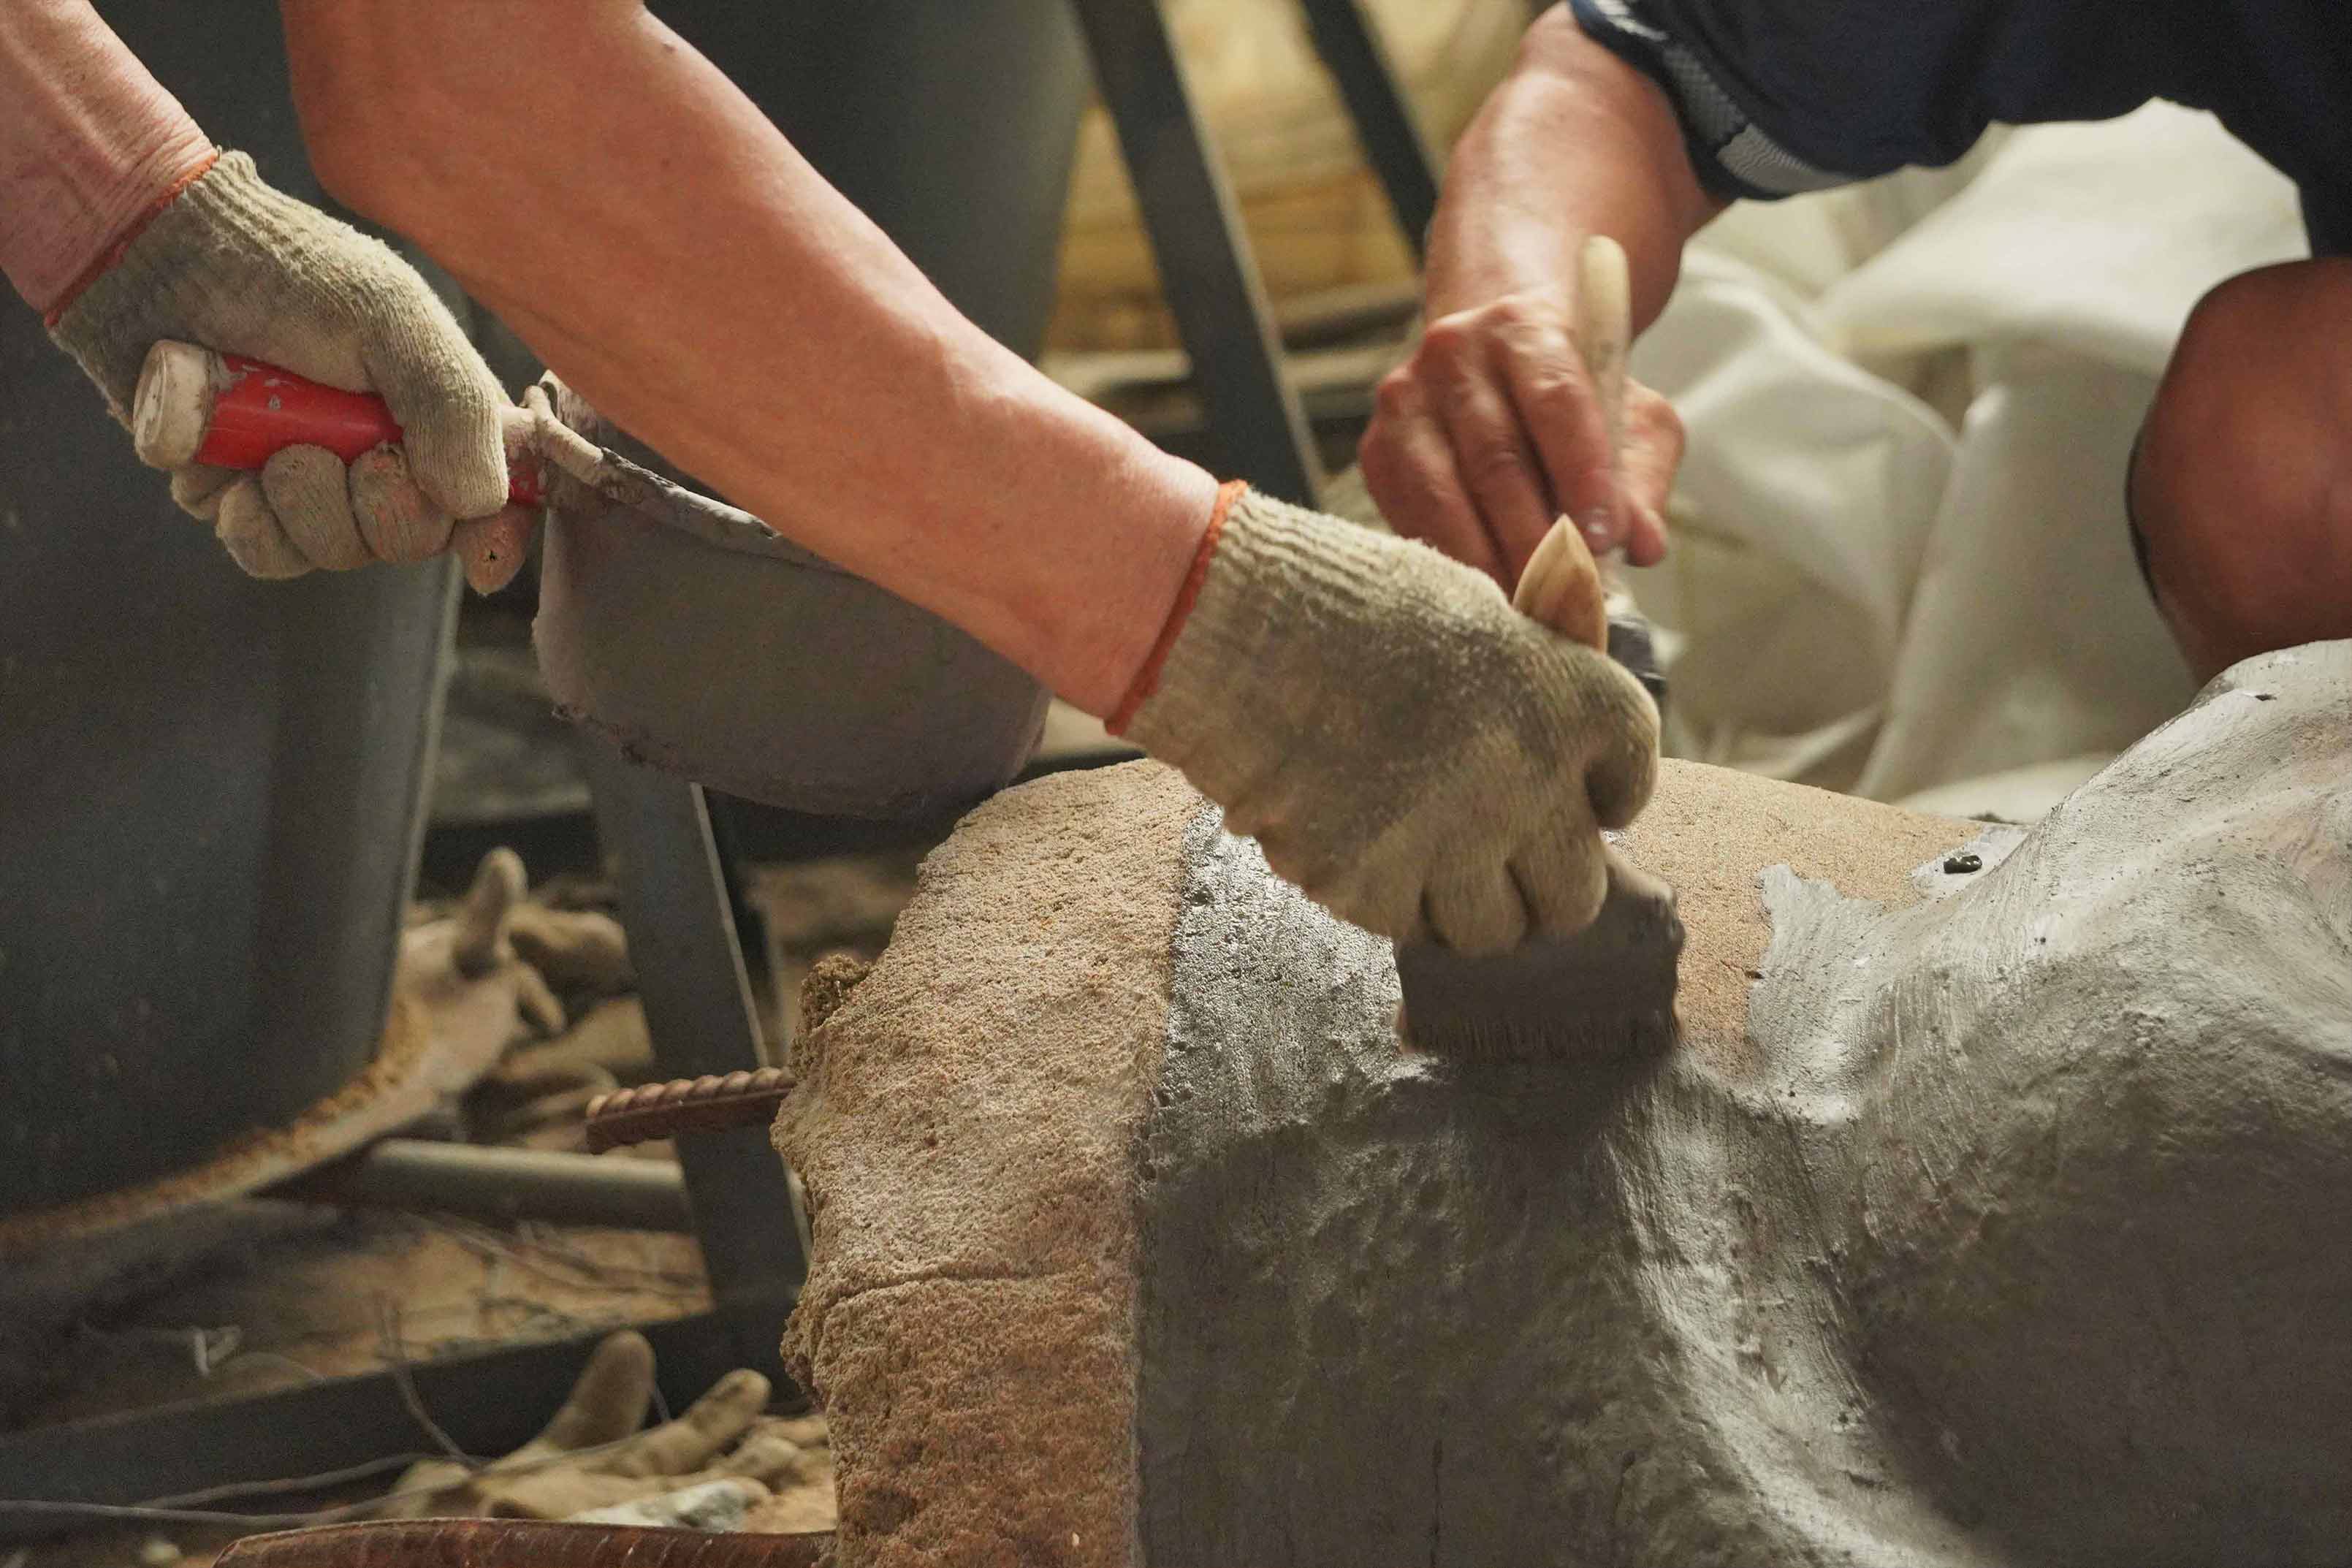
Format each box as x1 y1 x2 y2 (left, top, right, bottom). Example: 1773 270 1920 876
280 1 1212 715
0 0 213 315
1427 8 1722 331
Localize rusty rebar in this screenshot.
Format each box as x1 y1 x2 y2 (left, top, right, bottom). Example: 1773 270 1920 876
584 1068 792 1154
218 1520 831 1568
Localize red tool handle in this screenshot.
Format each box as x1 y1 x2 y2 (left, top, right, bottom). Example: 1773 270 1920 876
132 340 544 506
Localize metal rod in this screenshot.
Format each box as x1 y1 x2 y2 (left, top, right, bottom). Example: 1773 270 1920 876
270 1141 695 1233
1068 0 1326 502
217 1521 834 1568
579 745 808 1372
1295 0 1442 255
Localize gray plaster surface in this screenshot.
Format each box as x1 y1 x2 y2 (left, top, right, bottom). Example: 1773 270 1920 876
1137 642 2352 1566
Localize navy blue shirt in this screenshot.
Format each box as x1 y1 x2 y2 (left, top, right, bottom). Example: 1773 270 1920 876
1568 0 2351 254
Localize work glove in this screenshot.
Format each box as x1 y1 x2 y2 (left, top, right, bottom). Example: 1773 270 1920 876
47 151 529 589
375 1331 826 1523
1114 484 1659 954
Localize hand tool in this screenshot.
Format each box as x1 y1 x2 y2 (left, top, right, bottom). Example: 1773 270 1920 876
129 340 793 557
1396 236 1683 1065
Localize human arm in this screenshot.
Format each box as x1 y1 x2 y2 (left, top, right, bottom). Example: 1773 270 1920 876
278 1 1660 952
0 0 213 316
1 0 520 585
1358 7 1722 584
1369 0 2266 585
279 0 1213 718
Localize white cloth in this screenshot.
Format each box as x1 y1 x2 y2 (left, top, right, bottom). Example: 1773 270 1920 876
1626 103 2308 818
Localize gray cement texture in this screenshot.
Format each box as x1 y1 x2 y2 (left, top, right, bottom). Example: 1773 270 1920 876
1137 640 2352 1565
781 642 2352 1567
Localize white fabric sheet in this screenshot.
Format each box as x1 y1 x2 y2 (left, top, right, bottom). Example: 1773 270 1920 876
1626 103 2308 818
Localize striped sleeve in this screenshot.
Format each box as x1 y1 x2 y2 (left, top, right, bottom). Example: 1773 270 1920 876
1567 0 1856 199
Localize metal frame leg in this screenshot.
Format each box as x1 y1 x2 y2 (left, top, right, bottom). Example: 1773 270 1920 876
1067 0 1326 501
579 745 810 1366
1295 0 1442 254
0 755 814 1539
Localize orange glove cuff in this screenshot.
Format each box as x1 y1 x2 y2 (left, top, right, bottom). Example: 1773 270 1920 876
41 146 219 328
1108 479 1247 737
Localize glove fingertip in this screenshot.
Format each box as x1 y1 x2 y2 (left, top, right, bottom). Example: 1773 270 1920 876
170 464 240 523
454 507 538 595
216 476 314 579
351 444 458 563
263 444 373 572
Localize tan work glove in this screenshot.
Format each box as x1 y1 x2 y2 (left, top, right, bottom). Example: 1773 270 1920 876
47 151 525 587
1115 485 1658 954
377 1331 821 1522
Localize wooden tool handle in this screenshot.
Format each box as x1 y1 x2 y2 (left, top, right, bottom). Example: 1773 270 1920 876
1511 236 1632 648
1572 233 1632 470
131 340 545 506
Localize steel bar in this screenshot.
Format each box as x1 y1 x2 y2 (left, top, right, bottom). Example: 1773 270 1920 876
1295 0 1442 254
269 1141 695 1233
1067 0 1326 501
0 1299 797 1544
218 1521 834 1568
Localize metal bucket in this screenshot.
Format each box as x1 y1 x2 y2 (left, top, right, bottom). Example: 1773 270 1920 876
533 403 1054 822
532 0 1083 819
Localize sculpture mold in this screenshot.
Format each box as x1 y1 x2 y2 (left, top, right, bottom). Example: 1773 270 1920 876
779 642 2352 1567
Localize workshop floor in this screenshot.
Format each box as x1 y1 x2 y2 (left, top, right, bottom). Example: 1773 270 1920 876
4 833 935 1568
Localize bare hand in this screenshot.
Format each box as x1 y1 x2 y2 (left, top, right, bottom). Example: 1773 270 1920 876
1358 288 1681 587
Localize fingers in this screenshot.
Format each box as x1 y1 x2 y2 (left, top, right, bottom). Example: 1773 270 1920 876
1421 860 1532 956
1510 812 1612 937
213 476 313 579
1575 656 1662 831
363 311 513 520
1360 292 1634 588
170 464 240 521
1486 305 1621 560
1360 370 1505 583
527 1330 657 1455
607 1367 772 1479
454 846 526 980
351 444 458 563
1428 336 1559 584
712 1425 812 1486
191 444 494 580
453 505 538 594
262 445 371 571
1617 384 1684 568
1302 847 1426 946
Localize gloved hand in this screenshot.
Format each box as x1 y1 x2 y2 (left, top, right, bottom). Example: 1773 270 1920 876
47 151 530 590
1114 484 1659 954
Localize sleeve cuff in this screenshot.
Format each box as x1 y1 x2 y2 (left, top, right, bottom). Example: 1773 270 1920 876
1564 0 1855 203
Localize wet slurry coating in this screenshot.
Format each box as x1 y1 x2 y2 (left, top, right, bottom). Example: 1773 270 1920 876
1138 642 2352 1565
782 643 2352 1567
